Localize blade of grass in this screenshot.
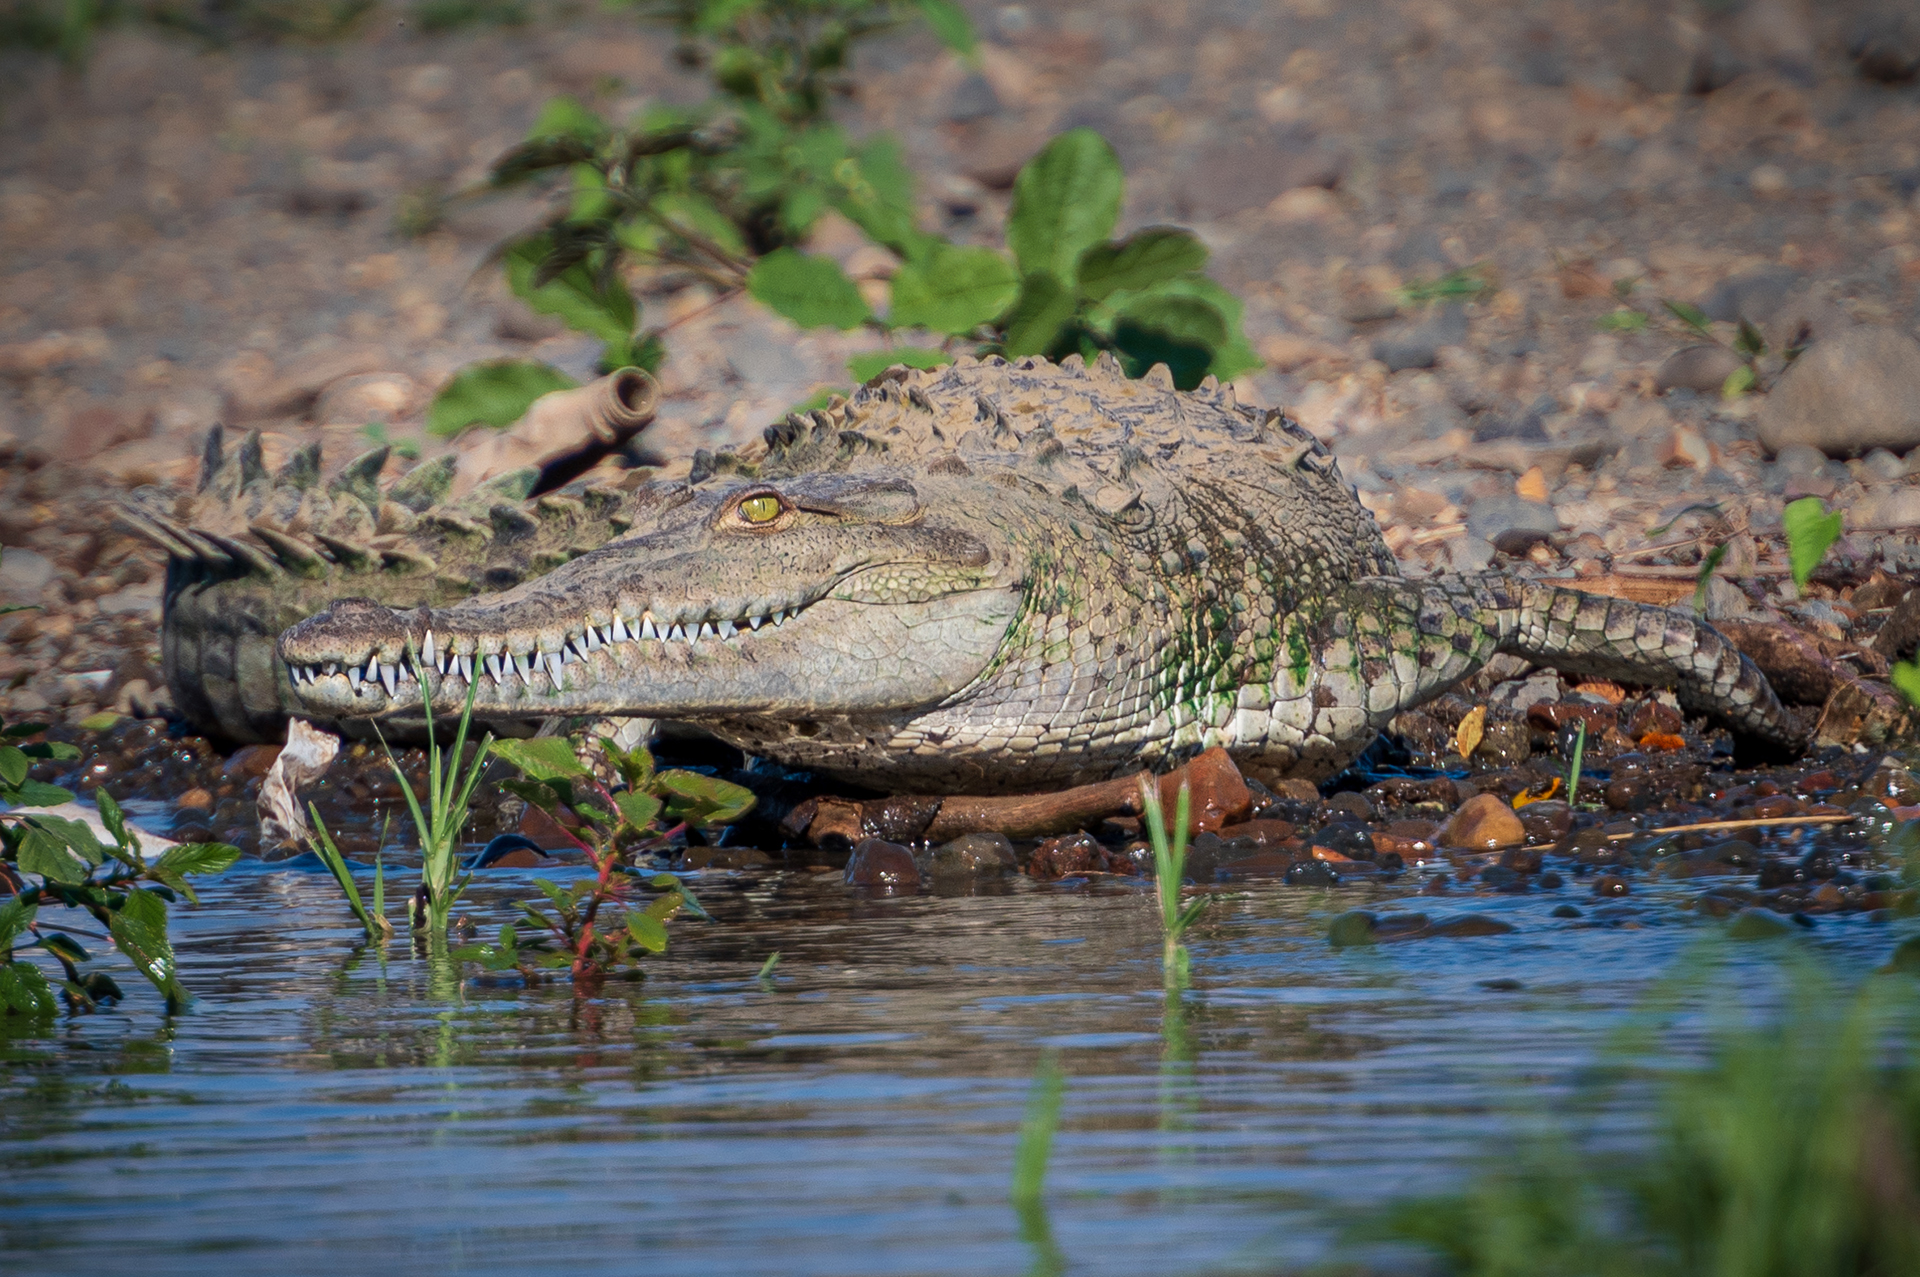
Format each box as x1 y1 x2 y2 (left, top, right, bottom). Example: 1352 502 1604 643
1566 720 1588 807
1010 1053 1065 1208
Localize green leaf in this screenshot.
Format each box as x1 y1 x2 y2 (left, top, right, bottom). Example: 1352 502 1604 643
2 722 52 738
887 244 1019 335
18 827 89 885
1110 295 1229 390
526 96 606 143
1106 275 1260 381
20 741 80 761
490 134 599 187
1663 299 1713 337
847 347 951 382
655 770 757 827
1735 318 1766 358
1002 272 1077 358
0 963 55 1018
499 778 563 811
1596 308 1649 333
0 745 24 788
1892 660 1920 711
614 790 663 832
651 189 749 260
492 737 592 782
626 910 670 953
24 814 106 866
1007 129 1124 286
94 787 133 853
913 0 976 55
747 249 871 330
6 780 73 806
110 888 187 1009
504 234 637 345
1721 365 1756 400
1782 497 1842 591
0 898 36 951
427 360 579 438
154 842 242 879
834 136 931 261
37 931 88 964
1076 228 1208 301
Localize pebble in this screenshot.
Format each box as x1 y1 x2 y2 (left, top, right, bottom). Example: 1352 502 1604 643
1371 305 1468 372
0 548 54 596
1655 344 1744 394
1756 327 1920 457
1441 793 1525 850
923 832 1018 878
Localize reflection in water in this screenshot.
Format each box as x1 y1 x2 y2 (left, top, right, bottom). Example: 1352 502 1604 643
0 863 1906 1275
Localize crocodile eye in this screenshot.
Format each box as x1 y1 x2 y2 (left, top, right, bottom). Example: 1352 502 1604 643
738 494 783 525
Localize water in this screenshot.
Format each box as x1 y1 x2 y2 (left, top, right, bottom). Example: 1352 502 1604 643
0 861 1908 1276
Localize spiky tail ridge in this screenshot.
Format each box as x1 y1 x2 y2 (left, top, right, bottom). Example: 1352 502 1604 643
1358 572 1805 752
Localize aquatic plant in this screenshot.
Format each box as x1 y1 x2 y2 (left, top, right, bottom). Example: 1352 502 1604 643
0 761 238 1015
306 811 392 941
1374 957 1920 1276
1009 1053 1067 1277
1137 779 1208 985
377 673 492 933
458 734 744 987
1565 719 1588 808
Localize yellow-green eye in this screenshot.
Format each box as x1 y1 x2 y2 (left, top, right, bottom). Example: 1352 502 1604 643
739 495 782 524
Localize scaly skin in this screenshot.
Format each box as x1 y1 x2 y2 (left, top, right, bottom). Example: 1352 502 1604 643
250 354 1802 790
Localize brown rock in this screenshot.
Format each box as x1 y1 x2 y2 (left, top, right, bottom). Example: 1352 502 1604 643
1424 914 1518 938
222 742 282 779
1627 700 1685 741
1756 327 1920 458
1593 874 1632 898
1517 800 1572 844
1441 793 1526 850
1527 701 1616 736
1155 747 1252 834
1028 833 1111 881
1217 818 1297 847
1721 621 1886 705
846 838 921 888
176 787 213 812
313 372 418 426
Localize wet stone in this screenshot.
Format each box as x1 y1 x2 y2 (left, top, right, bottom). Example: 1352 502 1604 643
1592 874 1632 898
1728 906 1797 940
846 838 921 888
1551 903 1583 918
1517 800 1571 845
1441 793 1526 850
1028 832 1110 881
923 832 1018 878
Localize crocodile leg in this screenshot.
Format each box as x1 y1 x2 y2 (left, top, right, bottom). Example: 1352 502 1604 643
1341 572 1805 751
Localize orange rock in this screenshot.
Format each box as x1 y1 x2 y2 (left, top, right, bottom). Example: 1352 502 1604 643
1440 793 1526 850
1640 731 1687 752
222 743 282 779
1157 747 1252 834
176 787 213 811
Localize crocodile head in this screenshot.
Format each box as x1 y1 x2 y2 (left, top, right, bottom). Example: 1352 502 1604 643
277 467 1023 725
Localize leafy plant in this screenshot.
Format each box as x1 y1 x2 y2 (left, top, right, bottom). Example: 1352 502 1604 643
1781 497 1842 593
1596 308 1649 333
1137 779 1208 985
1662 298 1773 399
307 810 392 941
464 733 735 987
0 714 79 808
377 673 492 933
433 0 1258 432
1399 264 1496 307
0 785 238 1014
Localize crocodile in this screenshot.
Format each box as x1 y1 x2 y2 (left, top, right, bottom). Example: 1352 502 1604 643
135 354 1802 790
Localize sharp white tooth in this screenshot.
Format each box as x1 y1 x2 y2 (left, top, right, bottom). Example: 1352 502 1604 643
350 667 364 690
422 630 436 668
697 621 717 640
640 616 659 641
381 663 398 697
612 615 630 642
771 611 786 626
600 625 614 645
544 651 565 689
573 636 592 661
366 655 380 683
436 648 448 673
584 627 601 652
719 619 737 639
324 662 338 677
513 651 533 685
485 653 505 685
668 623 687 642
457 654 473 683
747 615 764 631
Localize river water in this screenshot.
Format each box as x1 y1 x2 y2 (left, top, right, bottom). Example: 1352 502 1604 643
0 856 1908 1276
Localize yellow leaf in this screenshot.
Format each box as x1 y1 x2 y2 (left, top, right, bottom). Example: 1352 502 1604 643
1512 777 1562 808
1454 705 1486 760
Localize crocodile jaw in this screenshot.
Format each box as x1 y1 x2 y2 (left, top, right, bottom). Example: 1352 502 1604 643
277 590 1019 718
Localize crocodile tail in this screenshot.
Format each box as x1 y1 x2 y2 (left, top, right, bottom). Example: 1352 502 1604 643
1469 572 1804 753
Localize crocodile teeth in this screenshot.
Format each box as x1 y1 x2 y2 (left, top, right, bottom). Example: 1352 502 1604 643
349 667 364 691
599 625 614 646
421 630 436 669
718 619 737 639
544 651 565 689
456 653 473 683
611 616 630 642
640 616 660 641
583 628 601 652
697 621 717 640
324 663 338 677
747 615 764 631
485 653 505 685
366 655 381 686
513 651 533 686
380 663 398 697
667 623 687 642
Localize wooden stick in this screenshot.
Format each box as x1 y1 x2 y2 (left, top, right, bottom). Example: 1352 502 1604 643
1605 813 1859 841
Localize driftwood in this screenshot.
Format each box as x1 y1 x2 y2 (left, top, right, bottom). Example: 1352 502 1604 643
782 747 1253 846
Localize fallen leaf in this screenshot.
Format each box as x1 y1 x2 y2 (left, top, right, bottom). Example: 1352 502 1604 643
1454 705 1487 760
1640 732 1687 752
1512 777 1562 808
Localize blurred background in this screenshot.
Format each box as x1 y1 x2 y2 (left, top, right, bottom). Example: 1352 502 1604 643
2 0 1919 720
